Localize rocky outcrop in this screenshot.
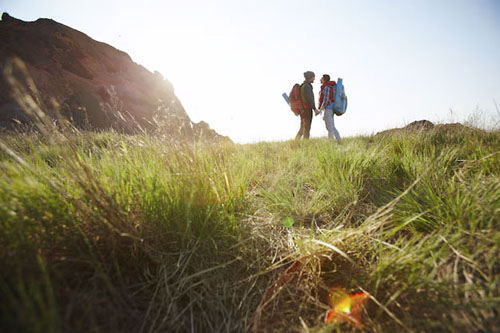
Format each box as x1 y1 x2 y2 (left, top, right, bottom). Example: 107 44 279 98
0 13 230 143
375 120 482 137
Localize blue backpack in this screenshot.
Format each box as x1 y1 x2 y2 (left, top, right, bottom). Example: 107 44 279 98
331 78 348 116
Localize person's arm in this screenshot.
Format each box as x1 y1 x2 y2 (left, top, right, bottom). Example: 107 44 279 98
320 86 330 110
318 87 324 109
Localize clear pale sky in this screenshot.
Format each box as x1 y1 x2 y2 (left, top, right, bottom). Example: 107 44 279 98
2 0 500 143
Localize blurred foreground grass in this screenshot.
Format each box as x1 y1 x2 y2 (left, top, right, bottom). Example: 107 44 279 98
0 125 499 332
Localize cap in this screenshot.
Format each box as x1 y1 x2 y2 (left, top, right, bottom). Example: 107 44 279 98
303 71 315 79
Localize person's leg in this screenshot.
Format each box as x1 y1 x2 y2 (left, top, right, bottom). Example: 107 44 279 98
295 126 303 139
303 109 313 139
331 114 341 142
324 109 334 139
295 112 305 139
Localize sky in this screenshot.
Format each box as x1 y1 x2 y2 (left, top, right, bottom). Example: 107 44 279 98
2 0 500 143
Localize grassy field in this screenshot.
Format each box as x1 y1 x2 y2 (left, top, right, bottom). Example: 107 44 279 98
0 124 499 332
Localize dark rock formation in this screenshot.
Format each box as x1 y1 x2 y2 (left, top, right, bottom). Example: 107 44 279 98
404 120 435 131
0 13 230 143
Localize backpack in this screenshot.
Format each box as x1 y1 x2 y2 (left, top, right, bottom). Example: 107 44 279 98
288 83 304 115
332 78 348 116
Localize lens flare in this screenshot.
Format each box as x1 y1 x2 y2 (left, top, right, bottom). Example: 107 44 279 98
325 286 369 328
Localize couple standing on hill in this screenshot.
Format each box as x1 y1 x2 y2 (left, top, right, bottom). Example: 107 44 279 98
295 71 341 142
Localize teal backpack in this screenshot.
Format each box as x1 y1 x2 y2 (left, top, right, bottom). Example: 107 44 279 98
331 78 348 116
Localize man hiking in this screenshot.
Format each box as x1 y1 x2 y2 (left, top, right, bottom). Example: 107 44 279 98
318 74 341 142
295 71 319 140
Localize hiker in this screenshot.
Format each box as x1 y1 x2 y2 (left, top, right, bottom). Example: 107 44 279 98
318 74 341 143
295 71 319 140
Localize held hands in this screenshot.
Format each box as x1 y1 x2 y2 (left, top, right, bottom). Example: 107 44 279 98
315 106 324 116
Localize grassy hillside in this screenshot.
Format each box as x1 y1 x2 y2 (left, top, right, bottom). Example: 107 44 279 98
0 125 499 332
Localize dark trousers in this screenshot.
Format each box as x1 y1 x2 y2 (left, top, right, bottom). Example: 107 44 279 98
295 108 313 139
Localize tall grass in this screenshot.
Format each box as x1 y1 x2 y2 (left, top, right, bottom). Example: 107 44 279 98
1 124 499 332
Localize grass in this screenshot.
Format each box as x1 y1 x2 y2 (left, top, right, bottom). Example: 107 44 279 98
0 123 499 332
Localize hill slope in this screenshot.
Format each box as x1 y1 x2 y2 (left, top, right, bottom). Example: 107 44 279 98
0 13 228 142
0 124 499 332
